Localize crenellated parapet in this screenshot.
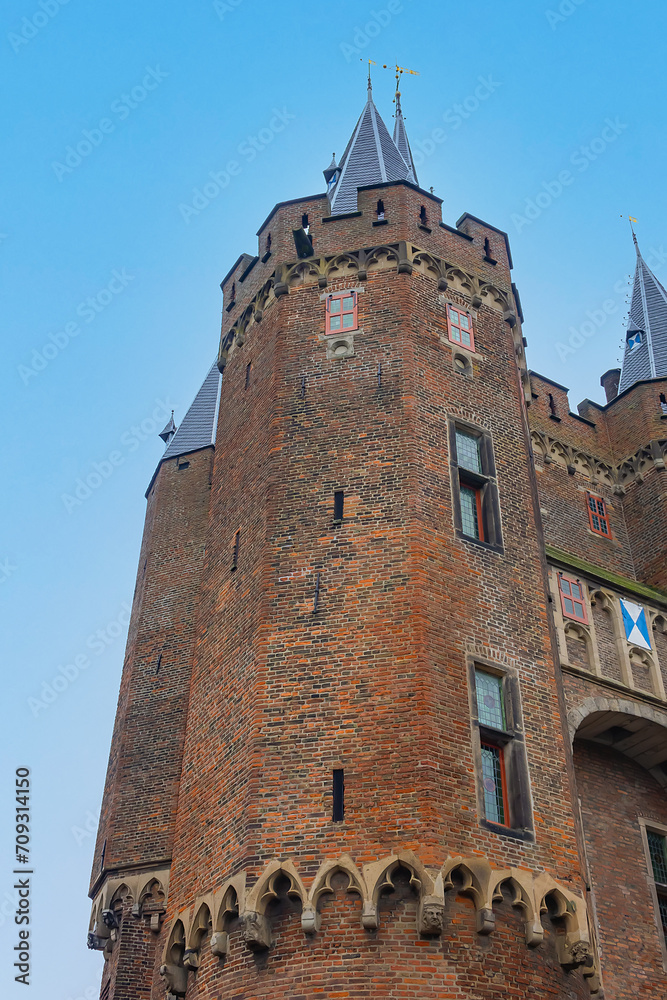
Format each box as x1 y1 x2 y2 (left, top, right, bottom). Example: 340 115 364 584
157 849 599 997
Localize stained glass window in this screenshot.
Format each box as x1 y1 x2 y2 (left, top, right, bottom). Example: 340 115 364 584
460 485 481 540
475 670 506 730
481 743 506 825
456 430 482 474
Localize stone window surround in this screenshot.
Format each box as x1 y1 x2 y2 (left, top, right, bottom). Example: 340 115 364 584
466 654 535 842
638 816 667 972
448 418 504 554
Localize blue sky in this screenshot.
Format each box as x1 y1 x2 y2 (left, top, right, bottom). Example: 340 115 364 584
2 1 666 996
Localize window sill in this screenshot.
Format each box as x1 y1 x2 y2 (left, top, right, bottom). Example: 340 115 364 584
481 818 534 843
418 223 432 234
446 337 477 355
261 250 272 264
321 211 362 223
483 255 497 266
456 529 504 555
586 528 614 543
444 337 483 361
373 218 389 226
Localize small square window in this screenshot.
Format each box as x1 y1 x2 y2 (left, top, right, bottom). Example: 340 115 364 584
448 306 475 350
558 573 588 623
326 292 358 335
586 492 611 537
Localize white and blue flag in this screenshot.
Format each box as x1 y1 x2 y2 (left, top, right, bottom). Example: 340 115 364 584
620 599 651 650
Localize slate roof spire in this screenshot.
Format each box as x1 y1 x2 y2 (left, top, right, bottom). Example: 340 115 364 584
393 89 417 185
146 361 222 495
619 228 667 393
325 78 414 216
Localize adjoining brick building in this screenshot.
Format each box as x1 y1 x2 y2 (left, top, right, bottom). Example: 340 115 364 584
87 80 667 999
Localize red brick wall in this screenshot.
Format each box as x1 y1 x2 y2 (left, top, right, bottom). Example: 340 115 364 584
621 467 667 591
536 461 634 577
95 183 600 998
90 448 213 885
146 190 590 999
99 893 161 1000
574 739 667 996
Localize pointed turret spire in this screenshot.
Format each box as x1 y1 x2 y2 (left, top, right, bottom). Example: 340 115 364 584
393 89 418 185
323 153 338 184
159 410 177 445
619 227 667 393
326 79 413 217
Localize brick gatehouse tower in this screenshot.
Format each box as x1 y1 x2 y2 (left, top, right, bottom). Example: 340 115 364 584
88 79 667 999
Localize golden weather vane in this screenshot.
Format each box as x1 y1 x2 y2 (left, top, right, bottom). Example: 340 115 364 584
621 214 639 245
359 60 420 105
381 63 420 102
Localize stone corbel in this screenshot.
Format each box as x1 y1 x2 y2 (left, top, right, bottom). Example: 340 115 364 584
301 902 321 934
159 963 188 997
503 308 517 327
650 439 666 470
242 910 272 951
356 249 369 281
273 265 290 297
397 241 413 275
361 900 378 930
524 917 544 947
476 907 495 934
417 896 446 936
210 931 229 958
182 948 200 970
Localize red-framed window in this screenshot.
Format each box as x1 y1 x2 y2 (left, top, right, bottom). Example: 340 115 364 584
558 573 588 623
586 492 611 537
481 742 509 826
326 292 357 334
447 305 475 350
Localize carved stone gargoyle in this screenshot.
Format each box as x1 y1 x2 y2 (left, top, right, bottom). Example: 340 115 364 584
159 962 188 997
242 910 272 951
